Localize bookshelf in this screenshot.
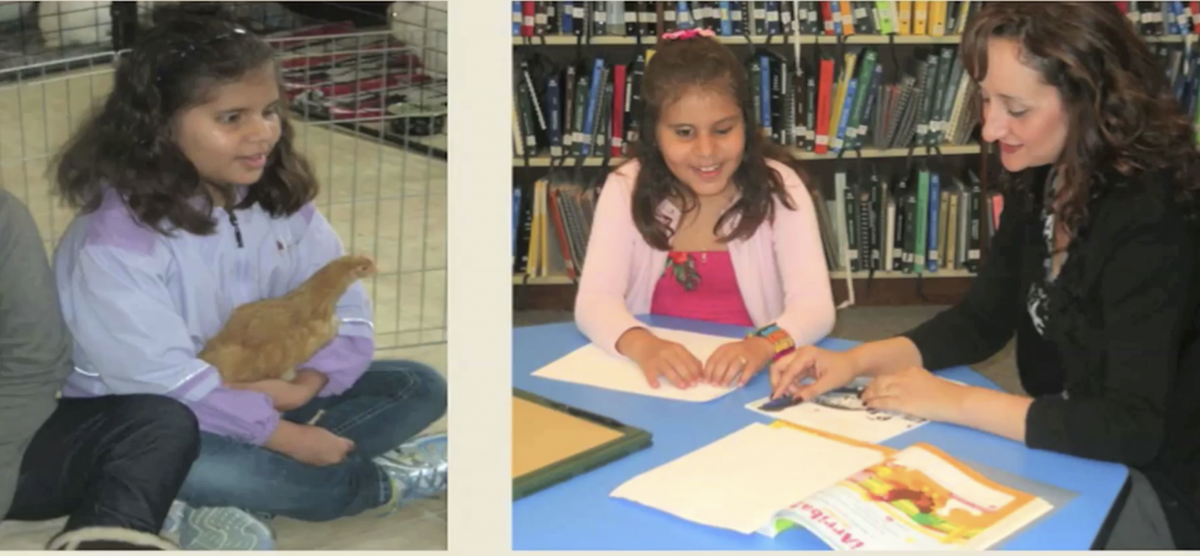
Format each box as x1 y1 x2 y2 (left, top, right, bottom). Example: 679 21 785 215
515 144 982 167
512 1 1200 312
513 30 1197 46
513 33 967 46
512 1 996 311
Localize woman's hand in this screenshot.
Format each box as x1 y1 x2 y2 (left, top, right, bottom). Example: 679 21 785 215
618 328 703 389
702 337 775 387
860 366 968 422
768 345 861 400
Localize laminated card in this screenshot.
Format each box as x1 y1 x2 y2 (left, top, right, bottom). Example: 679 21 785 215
744 377 931 443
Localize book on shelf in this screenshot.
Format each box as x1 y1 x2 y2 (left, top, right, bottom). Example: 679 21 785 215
815 164 995 276
1117 1 1200 35
511 1 983 39
1150 37 1200 142
514 178 598 279
610 421 1071 550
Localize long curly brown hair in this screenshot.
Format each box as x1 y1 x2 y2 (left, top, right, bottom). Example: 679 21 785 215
626 36 810 250
51 17 318 236
961 2 1200 233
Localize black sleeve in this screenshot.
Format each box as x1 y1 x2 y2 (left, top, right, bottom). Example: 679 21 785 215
1025 192 1192 466
899 190 1026 370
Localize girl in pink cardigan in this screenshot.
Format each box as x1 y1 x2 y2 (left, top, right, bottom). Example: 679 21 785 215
575 30 836 392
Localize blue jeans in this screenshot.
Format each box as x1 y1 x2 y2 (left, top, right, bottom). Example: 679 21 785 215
176 359 447 522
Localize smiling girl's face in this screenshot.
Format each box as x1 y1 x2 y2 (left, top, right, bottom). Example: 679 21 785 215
174 63 282 191
978 38 1070 173
655 85 746 199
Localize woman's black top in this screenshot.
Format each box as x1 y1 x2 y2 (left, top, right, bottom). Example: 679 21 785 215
901 164 1200 548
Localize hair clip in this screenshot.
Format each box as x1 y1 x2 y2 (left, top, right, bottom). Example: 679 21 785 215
662 28 716 41
155 27 250 84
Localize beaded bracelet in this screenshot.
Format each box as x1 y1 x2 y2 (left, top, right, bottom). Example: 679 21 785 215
747 323 796 361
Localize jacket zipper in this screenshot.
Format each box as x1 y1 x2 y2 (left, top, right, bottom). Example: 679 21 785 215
228 211 244 249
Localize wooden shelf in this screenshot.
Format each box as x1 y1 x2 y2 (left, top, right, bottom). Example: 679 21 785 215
514 275 576 285
514 143 982 167
513 268 975 285
1143 35 1195 43
513 34 966 46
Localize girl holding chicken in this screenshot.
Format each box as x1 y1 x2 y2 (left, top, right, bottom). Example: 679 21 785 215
49 18 446 550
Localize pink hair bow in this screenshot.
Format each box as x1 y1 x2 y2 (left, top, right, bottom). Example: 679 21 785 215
661 28 716 41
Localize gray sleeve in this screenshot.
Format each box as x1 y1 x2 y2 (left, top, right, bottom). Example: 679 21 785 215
0 190 72 520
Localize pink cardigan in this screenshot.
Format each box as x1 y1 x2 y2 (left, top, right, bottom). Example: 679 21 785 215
575 159 837 357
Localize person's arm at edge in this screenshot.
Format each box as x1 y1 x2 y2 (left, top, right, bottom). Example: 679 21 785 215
0 193 73 521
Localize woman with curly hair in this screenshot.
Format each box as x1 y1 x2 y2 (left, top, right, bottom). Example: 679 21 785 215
574 29 835 392
768 2 1200 549
49 17 447 550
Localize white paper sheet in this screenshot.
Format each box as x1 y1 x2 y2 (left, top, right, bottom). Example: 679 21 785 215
531 327 741 402
609 423 887 535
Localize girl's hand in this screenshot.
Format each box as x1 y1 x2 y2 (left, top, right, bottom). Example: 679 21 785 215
702 337 775 387
624 335 703 390
293 368 329 396
290 424 355 466
228 370 326 411
768 345 860 401
266 421 355 466
860 366 967 422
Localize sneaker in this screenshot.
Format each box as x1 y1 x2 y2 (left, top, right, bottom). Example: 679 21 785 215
399 431 447 468
161 500 187 538
178 506 275 550
374 432 448 510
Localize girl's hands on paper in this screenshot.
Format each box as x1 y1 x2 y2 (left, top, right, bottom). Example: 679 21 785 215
860 366 967 422
618 328 703 389
769 345 860 401
701 337 774 387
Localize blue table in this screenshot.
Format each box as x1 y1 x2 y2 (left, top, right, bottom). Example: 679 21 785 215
512 315 1130 551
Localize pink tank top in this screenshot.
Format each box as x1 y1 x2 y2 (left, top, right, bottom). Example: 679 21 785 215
650 250 755 327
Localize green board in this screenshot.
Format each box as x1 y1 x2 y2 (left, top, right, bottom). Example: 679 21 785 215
512 388 652 500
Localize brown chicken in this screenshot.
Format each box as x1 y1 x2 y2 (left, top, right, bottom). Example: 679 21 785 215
200 254 377 384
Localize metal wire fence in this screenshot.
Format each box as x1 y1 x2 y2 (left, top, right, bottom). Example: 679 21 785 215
0 1 448 352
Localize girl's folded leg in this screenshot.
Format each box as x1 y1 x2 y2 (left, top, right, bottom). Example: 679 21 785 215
282 359 448 459
283 358 449 509
174 360 448 550
174 431 395 550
